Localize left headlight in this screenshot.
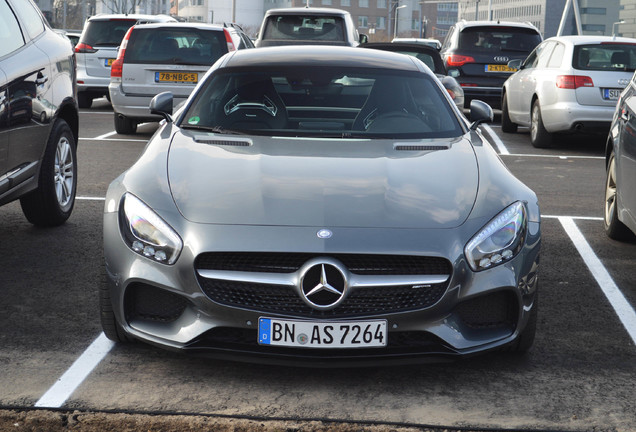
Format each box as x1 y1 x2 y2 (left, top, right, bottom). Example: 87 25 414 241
465 201 527 272
118 193 183 265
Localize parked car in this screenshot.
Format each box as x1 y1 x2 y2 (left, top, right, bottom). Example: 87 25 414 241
75 13 177 108
54 29 81 47
361 41 464 108
441 20 542 108
604 71 636 240
502 36 636 148
109 22 254 134
101 45 541 366
254 7 367 48
0 0 79 226
392 37 442 50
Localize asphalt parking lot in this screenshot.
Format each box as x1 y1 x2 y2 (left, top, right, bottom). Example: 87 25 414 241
0 98 634 432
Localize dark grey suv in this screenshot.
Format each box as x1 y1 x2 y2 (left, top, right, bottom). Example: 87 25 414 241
441 20 542 108
0 0 79 226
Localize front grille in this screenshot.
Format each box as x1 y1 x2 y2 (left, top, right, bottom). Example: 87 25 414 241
195 253 452 318
195 252 451 275
124 283 187 323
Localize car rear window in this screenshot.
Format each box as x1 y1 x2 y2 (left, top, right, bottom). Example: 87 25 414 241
181 67 463 139
459 26 541 52
262 15 345 42
573 43 636 72
124 27 228 65
81 19 138 46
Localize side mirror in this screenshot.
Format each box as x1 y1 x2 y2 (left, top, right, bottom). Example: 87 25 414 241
508 59 523 70
359 33 368 44
469 99 493 130
150 92 174 122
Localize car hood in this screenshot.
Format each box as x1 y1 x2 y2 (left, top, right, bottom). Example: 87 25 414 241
167 132 479 229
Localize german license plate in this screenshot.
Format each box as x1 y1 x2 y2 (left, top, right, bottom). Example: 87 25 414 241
104 58 115 67
258 317 387 349
155 72 198 83
603 88 622 100
485 64 517 73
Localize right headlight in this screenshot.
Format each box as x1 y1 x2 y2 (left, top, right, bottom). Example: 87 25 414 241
118 193 183 265
464 201 527 272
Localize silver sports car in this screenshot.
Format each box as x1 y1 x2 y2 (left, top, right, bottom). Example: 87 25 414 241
101 46 541 366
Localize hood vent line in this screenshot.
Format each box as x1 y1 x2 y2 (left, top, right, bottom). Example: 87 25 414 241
195 138 252 147
394 145 449 151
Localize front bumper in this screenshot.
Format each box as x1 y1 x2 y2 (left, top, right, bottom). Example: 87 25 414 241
103 203 541 366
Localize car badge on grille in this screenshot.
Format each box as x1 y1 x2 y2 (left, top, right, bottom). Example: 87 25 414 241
299 260 347 310
494 56 509 63
317 229 332 239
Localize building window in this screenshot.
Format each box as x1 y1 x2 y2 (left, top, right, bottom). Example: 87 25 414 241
376 16 386 29
358 15 368 27
359 0 369 7
582 24 605 32
581 7 606 14
377 0 386 8
323 0 332 4
341 0 351 6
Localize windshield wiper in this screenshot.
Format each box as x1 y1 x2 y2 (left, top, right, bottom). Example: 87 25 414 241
181 125 246 135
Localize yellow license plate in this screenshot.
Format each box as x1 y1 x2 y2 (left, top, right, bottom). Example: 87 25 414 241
155 72 198 83
486 64 517 73
104 58 115 67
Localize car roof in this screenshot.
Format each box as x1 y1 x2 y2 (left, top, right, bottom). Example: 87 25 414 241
360 42 445 74
264 7 351 17
456 20 539 31
545 35 636 45
131 22 227 30
87 13 176 22
223 45 425 72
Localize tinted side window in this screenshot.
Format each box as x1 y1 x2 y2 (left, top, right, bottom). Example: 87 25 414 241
0 0 25 57
11 0 44 40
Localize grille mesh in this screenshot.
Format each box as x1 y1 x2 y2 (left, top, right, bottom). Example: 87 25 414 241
195 252 451 275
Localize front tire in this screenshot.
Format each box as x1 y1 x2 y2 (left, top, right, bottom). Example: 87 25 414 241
501 94 518 133
511 291 538 353
604 151 634 240
114 113 137 135
20 119 77 227
530 100 552 148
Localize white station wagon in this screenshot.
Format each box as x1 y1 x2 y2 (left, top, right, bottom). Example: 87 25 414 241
501 35 636 148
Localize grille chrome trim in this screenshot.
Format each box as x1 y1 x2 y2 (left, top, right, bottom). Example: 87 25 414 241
197 268 449 289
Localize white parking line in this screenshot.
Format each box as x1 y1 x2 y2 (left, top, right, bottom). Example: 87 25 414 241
93 131 118 140
35 333 114 408
76 196 105 201
559 217 636 346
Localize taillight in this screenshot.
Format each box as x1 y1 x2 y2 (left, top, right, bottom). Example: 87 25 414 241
111 26 134 79
224 29 236 52
556 75 594 89
460 83 478 87
75 42 97 53
447 54 475 67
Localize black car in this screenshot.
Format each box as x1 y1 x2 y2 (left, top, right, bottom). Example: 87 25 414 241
440 20 542 108
360 42 464 109
0 0 79 226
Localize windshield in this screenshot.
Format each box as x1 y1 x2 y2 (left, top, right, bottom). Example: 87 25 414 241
180 67 464 139
81 19 138 46
573 43 636 72
262 15 346 42
125 27 228 65
459 27 541 52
